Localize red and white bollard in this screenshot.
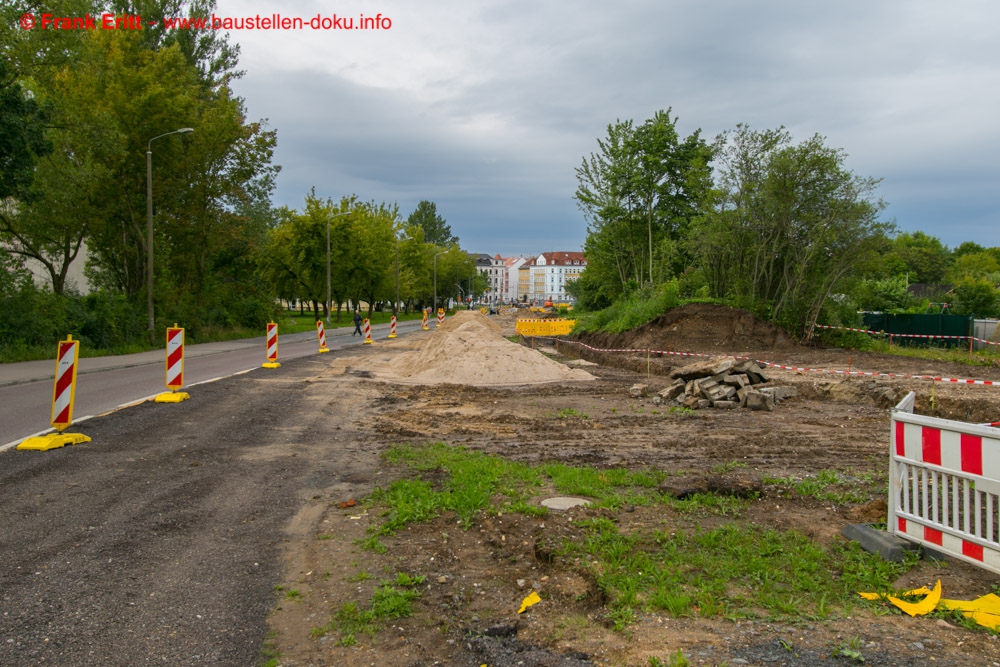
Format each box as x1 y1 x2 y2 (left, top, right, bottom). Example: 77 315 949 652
316 320 330 353
17 335 92 451
263 322 281 367
421 309 429 330
436 308 445 328
156 325 190 403
363 318 373 344
388 315 398 339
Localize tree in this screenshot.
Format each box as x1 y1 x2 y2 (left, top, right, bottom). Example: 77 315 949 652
690 126 894 335
407 200 457 246
575 110 713 298
890 232 950 284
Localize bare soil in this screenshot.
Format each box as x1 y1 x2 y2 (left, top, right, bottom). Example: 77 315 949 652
266 306 1000 667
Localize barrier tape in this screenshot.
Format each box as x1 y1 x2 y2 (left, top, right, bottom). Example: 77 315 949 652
815 324 1000 346
535 337 1000 388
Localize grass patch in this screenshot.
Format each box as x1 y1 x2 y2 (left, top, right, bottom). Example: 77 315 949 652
558 521 909 626
359 443 915 633
312 573 426 644
764 469 875 505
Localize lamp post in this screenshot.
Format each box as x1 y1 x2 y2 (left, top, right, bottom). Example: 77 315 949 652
433 249 449 314
326 210 351 325
394 233 411 316
146 127 194 336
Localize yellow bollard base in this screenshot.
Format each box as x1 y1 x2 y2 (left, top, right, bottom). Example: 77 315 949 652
422 326 429 330
387 334 397 339
18 432 91 451
155 391 190 403
318 347 330 353
262 362 282 368
363 340 373 345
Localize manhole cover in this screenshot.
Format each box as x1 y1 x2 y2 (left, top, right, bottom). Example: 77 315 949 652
540 497 591 511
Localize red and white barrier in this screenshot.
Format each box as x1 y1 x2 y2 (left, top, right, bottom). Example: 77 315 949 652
363 318 373 345
316 320 330 353
815 324 1000 347
421 309 429 330
436 308 445 328
388 315 398 339
890 392 1000 574
263 322 281 368
17 335 92 451
155 325 190 403
540 338 1000 388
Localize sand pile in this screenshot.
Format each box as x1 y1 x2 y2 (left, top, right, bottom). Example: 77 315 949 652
380 311 593 386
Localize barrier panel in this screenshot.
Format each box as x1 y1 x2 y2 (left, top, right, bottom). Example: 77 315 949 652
262 322 281 368
890 392 1000 574
515 319 575 336
155 325 190 403
316 320 330 353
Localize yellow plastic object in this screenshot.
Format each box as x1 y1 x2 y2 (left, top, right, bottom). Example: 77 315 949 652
155 391 190 403
518 591 541 614
858 582 940 617
17 432 91 451
262 362 281 368
515 319 576 336
940 593 1000 615
318 347 330 353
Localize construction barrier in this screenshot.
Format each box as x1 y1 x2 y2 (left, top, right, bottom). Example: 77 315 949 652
516 319 575 336
363 318 373 344
815 324 1000 348
262 322 281 368
155 325 190 403
388 315 397 339
316 320 330 353
422 309 429 330
437 308 445 328
890 392 1000 574
18 335 92 451
540 337 1000 387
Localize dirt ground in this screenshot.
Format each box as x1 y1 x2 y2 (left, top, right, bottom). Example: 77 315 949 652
265 306 1000 667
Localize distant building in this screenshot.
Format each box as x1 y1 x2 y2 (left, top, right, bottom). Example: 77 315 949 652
472 253 505 303
533 251 586 303
502 256 527 302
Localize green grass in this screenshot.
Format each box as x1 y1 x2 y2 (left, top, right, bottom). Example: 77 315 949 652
556 407 589 419
764 469 876 505
358 443 914 632
558 520 908 625
311 572 427 644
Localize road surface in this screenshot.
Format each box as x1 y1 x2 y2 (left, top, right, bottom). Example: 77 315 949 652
0 320 424 449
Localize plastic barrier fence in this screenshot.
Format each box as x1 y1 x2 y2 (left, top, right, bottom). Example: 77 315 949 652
890 392 1000 574
515 319 575 336
815 324 999 347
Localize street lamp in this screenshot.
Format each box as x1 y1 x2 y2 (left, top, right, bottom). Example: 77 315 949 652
394 233 411 316
433 249 450 314
146 127 194 336
326 210 351 325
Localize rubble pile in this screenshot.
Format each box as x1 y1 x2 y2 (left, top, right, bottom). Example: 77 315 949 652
633 357 797 411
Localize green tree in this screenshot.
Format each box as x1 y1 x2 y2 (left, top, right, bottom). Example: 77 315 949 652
951 279 998 318
890 231 950 284
575 110 713 298
407 200 457 246
691 126 893 334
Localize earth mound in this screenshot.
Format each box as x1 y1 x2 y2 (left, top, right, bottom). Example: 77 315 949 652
577 303 800 354
377 311 594 386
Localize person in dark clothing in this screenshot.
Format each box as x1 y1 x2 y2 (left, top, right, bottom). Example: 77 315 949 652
352 310 363 336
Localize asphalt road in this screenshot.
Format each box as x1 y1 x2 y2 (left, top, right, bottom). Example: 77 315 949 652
0 320 423 449
0 349 382 666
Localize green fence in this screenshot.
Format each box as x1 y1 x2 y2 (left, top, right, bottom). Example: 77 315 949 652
862 313 973 347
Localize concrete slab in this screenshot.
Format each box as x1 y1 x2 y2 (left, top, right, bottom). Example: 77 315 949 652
541 497 592 511
841 523 919 563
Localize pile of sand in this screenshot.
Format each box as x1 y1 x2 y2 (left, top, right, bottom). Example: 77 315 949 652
377 311 593 386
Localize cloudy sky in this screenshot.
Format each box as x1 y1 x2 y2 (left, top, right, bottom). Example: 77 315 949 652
215 0 1000 256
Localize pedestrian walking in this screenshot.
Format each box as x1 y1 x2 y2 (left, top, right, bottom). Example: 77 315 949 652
352 309 363 336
